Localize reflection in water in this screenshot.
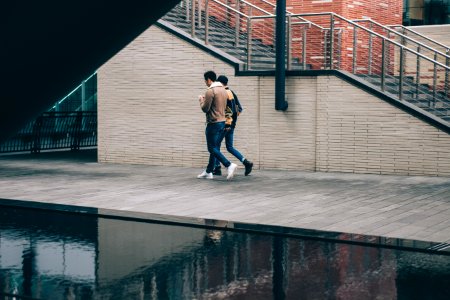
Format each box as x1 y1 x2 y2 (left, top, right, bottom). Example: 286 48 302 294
1 206 450 299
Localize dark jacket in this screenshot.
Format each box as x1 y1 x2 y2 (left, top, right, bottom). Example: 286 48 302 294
224 87 243 129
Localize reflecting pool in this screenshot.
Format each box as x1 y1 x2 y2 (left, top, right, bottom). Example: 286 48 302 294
1 206 450 299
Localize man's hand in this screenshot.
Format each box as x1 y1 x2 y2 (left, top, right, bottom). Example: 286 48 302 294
198 95 205 102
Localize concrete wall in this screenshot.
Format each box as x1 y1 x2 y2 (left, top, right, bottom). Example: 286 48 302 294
97 25 450 176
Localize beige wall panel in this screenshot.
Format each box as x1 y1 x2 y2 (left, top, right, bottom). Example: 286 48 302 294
98 26 260 168
316 76 450 176
98 25 450 176
258 76 316 170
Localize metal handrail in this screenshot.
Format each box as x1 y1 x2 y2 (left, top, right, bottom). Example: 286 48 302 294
165 2 449 119
353 19 450 61
294 12 450 70
388 25 450 52
210 0 250 18
53 72 97 108
258 0 325 30
240 0 273 16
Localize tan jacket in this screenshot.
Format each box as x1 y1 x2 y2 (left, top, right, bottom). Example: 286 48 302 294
199 81 228 124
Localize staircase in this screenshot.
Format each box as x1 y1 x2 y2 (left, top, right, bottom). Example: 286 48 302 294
160 0 312 70
158 0 450 127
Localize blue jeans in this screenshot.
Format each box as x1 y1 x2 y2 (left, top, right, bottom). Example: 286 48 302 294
214 127 244 168
205 122 230 173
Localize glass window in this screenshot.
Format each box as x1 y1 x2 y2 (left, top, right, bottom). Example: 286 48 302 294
404 0 450 25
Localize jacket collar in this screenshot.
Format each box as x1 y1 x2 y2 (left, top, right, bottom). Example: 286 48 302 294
208 81 223 89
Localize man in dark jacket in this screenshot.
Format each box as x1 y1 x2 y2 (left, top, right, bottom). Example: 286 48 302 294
213 75 253 176
198 71 238 180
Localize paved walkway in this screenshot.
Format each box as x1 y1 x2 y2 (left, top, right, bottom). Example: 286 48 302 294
1 150 450 246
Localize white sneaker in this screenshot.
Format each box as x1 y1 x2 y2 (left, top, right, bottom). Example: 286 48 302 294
226 163 238 180
197 170 213 179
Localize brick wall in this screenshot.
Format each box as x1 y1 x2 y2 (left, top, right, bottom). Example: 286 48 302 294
97 25 450 176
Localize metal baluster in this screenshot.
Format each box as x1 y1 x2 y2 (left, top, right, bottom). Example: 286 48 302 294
329 14 334 69
353 25 357 74
416 45 421 99
191 0 196 37
433 52 438 107
302 26 307 70
247 17 252 70
323 30 327 69
287 15 292 70
198 0 202 28
337 29 341 70
81 80 86 111
399 47 404 100
381 39 386 91
446 49 450 96
185 0 190 21
235 0 240 46
368 23 373 75
205 0 209 44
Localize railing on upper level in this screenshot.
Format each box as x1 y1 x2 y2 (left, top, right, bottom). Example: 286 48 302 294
0 112 97 153
353 19 450 65
50 72 97 112
163 0 330 70
353 19 450 95
161 2 450 124
388 25 450 58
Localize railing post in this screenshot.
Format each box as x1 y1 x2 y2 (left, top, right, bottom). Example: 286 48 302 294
31 116 42 154
446 49 449 96
399 47 404 100
433 52 438 106
416 45 421 99
323 30 327 69
287 15 292 70
185 0 190 21
205 0 209 44
353 25 357 74
198 0 202 28
337 29 342 70
191 0 196 37
302 27 307 70
381 39 386 91
235 0 240 46
368 23 373 75
71 112 82 151
329 14 334 69
81 79 86 111
246 18 252 70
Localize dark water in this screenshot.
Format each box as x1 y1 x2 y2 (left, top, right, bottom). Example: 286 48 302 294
1 207 450 300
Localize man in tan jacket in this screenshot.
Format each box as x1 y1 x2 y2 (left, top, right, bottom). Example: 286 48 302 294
197 70 237 180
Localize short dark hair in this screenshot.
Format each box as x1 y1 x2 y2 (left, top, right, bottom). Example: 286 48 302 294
203 70 216 82
217 75 228 85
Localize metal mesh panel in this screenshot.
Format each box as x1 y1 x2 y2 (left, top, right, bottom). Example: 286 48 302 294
0 112 97 153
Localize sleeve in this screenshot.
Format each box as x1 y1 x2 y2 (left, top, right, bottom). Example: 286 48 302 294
200 89 214 113
232 91 243 113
